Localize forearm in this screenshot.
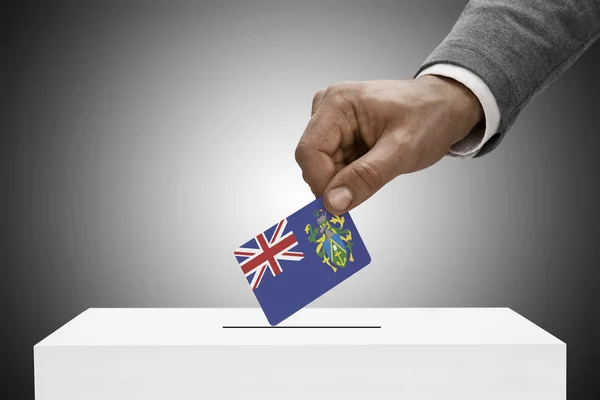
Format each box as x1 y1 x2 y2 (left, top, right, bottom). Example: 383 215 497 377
416 0 600 156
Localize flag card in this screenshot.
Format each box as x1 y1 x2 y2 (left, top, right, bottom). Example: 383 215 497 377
233 197 371 326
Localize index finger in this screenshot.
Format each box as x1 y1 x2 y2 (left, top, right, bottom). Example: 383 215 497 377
294 108 344 197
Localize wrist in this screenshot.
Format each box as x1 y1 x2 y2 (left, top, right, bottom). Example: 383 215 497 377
418 75 484 142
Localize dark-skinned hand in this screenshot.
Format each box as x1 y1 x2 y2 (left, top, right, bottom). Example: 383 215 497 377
295 76 484 214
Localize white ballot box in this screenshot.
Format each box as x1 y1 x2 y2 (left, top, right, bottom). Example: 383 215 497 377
34 308 565 399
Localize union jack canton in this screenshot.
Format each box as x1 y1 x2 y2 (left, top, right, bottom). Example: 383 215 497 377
234 219 304 290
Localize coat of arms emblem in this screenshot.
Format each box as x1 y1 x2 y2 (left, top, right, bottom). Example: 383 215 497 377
304 209 354 272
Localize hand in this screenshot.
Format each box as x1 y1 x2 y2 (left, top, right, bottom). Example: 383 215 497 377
294 76 484 214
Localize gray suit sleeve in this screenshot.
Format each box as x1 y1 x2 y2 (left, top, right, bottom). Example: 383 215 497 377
416 0 600 157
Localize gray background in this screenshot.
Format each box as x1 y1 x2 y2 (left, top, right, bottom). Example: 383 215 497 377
4 0 599 398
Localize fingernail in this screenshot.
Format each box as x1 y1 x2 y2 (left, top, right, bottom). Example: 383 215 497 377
328 187 352 212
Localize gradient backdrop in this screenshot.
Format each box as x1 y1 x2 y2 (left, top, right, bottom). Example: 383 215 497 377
4 0 599 398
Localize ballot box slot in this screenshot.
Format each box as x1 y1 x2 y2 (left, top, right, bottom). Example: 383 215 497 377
222 325 382 329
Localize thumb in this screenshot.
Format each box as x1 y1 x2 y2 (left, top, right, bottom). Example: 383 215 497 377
323 135 402 214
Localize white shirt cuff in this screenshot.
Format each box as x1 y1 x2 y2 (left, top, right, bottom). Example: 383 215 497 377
417 64 501 158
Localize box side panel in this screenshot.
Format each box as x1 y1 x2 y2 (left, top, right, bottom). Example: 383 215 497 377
34 344 565 400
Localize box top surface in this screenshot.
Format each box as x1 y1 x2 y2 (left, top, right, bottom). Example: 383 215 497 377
36 308 563 347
